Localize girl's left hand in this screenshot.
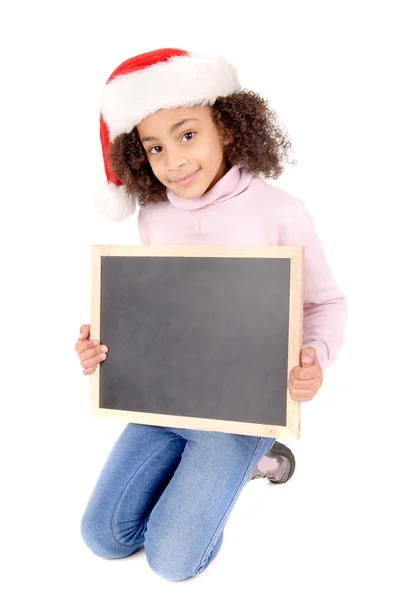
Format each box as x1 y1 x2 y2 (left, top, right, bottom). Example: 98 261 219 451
288 346 323 402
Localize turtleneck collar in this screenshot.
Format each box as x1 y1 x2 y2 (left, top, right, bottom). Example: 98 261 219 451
166 164 253 210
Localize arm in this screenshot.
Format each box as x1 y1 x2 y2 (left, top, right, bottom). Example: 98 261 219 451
282 201 348 374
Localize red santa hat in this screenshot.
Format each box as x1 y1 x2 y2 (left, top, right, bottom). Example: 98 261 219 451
95 48 241 221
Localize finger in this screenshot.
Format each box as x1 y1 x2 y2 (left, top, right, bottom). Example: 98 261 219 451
291 387 313 397
289 388 314 401
79 347 101 363
83 366 97 375
78 342 107 360
289 377 318 390
80 352 107 370
79 343 108 364
75 338 99 354
78 324 91 341
292 365 319 380
291 395 313 403
288 382 313 396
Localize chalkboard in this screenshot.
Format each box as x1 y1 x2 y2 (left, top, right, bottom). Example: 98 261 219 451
90 245 304 439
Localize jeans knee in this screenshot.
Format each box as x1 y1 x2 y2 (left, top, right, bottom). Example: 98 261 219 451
146 552 197 582
80 513 112 559
145 522 224 581
146 537 222 581
80 512 142 560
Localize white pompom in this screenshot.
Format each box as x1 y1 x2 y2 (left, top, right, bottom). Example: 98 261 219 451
94 182 136 221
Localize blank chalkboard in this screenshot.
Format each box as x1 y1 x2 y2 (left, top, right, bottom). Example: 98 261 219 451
90 245 304 439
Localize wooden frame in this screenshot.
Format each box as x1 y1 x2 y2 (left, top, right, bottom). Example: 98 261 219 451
90 245 304 440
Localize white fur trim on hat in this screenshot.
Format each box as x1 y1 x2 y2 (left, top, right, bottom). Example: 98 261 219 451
94 182 136 221
101 54 241 141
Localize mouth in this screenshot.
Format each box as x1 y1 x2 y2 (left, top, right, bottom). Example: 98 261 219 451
171 169 200 186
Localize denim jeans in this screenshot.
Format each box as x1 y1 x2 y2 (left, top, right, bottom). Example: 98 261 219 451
80 422 275 581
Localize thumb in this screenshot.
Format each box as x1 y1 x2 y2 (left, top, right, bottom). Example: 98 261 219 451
301 346 317 366
78 324 90 340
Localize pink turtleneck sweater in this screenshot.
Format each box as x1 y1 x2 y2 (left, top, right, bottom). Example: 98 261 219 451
137 165 348 374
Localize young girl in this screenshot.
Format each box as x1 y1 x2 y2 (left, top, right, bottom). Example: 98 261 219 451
75 48 348 581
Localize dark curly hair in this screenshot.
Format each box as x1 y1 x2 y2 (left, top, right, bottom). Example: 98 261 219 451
108 90 296 207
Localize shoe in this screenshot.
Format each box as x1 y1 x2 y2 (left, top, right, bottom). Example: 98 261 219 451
250 441 295 484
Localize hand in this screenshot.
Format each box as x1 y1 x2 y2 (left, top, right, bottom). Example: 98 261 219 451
288 346 323 402
74 324 108 376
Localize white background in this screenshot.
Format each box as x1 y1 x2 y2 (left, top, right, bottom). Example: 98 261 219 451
1 1 397 598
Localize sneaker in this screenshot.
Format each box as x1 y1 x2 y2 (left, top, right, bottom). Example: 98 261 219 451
250 441 295 484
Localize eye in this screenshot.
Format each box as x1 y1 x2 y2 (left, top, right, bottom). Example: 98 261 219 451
182 132 195 142
149 146 162 155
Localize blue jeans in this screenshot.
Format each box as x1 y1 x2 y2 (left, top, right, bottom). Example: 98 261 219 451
80 422 275 581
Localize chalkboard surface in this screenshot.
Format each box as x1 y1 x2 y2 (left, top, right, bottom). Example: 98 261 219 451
90 245 304 439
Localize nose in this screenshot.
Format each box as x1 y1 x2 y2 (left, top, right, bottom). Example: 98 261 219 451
165 147 188 172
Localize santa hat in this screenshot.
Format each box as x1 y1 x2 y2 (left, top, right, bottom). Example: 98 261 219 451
95 48 241 221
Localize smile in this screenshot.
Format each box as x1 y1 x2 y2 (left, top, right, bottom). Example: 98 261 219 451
171 169 200 186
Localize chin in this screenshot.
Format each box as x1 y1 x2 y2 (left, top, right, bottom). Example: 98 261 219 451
177 184 209 199
173 174 215 199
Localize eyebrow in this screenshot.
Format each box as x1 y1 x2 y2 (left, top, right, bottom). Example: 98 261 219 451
141 119 199 143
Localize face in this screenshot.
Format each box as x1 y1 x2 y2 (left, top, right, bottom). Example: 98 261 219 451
137 105 229 198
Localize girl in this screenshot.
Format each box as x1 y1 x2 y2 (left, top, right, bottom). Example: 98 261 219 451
75 48 348 581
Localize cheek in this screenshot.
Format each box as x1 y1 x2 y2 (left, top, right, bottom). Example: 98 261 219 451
148 158 166 182
196 138 224 167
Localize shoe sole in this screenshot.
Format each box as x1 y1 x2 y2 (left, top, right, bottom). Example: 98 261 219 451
267 440 296 484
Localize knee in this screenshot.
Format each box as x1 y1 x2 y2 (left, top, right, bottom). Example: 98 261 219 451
145 523 224 581
146 533 221 581
146 551 197 582
80 512 114 559
80 512 142 560
146 535 200 581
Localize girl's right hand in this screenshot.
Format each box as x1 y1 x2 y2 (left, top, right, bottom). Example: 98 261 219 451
75 324 108 375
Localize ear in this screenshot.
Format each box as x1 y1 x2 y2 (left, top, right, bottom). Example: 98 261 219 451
223 133 234 145
222 123 235 145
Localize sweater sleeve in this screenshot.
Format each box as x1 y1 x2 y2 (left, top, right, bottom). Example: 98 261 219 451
282 200 348 374
137 207 150 245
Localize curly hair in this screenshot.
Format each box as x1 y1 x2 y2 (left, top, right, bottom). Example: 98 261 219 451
108 90 295 207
